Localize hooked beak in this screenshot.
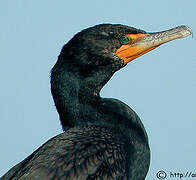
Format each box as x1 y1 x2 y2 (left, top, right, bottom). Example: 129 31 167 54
115 25 193 64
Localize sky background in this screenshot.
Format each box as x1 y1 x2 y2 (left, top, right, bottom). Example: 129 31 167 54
0 1 195 179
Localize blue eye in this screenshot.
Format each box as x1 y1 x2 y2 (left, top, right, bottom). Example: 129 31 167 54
120 36 130 44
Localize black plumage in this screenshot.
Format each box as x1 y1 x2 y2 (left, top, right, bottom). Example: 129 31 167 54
2 24 192 180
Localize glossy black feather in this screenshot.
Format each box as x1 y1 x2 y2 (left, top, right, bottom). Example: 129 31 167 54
2 125 149 180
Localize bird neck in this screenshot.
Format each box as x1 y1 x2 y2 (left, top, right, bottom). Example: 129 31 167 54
51 61 114 130
51 60 148 145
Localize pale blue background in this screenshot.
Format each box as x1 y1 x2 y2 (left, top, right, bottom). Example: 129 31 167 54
0 1 195 179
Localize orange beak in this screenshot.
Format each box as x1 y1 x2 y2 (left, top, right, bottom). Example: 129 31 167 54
115 25 193 64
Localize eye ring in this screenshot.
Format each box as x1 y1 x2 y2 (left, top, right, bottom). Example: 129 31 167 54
120 36 130 44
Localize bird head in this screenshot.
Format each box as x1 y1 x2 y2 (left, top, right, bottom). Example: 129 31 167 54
59 24 192 74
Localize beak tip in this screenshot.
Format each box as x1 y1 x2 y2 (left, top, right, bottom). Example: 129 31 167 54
179 25 193 38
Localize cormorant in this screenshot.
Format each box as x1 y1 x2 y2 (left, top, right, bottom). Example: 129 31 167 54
2 24 192 180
